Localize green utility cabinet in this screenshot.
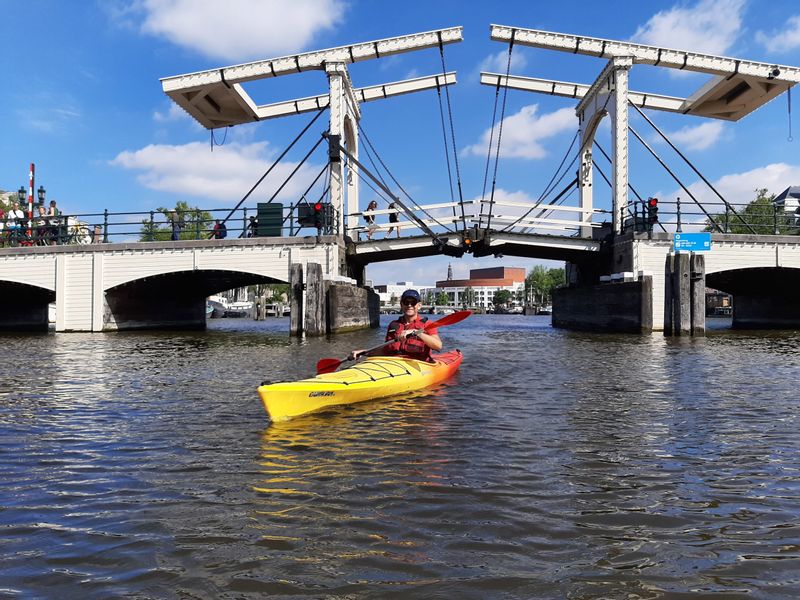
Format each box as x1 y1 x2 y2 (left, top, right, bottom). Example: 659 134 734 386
256 203 283 237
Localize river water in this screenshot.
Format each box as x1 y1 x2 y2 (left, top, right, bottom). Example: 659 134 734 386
1 315 799 599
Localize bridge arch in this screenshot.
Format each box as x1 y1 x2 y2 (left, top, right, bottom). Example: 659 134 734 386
706 266 800 329
0 280 55 332
104 269 285 331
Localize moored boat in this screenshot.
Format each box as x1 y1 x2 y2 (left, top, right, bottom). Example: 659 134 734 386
224 300 253 318
258 350 463 422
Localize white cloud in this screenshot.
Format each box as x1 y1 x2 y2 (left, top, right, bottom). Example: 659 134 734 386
661 121 726 151
133 0 346 61
632 0 745 55
658 162 800 228
153 103 189 123
463 105 576 159
755 15 800 54
18 106 81 133
110 141 323 202
478 49 528 74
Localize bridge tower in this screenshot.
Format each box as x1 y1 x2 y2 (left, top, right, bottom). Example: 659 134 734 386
161 28 462 238
483 25 800 236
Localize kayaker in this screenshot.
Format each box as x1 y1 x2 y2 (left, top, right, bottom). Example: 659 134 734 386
350 289 442 362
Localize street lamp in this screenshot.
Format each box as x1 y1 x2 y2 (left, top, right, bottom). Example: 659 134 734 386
37 186 46 205
17 186 27 204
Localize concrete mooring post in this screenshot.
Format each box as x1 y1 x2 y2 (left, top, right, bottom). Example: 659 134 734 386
664 252 705 336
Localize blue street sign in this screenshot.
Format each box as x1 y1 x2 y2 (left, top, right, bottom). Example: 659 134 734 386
673 232 712 252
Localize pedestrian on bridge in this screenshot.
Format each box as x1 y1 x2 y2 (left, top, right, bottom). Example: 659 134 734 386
364 200 378 240
6 202 25 246
168 210 184 241
385 201 400 239
48 200 62 245
212 219 227 239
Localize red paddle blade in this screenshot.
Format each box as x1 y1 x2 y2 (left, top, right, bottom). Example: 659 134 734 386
424 309 472 330
316 358 342 374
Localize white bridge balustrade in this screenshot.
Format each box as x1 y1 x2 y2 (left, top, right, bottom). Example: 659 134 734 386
0 237 340 332
346 200 605 239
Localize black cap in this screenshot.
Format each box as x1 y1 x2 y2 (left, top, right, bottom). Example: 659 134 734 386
401 289 421 302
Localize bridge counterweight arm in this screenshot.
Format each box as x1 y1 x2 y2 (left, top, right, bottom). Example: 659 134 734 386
256 72 457 120
490 24 800 84
480 72 688 114
162 27 462 92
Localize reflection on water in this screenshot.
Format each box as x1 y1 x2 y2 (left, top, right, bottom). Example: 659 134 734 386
1 316 799 598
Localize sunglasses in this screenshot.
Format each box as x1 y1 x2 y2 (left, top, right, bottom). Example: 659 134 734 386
401 299 419 306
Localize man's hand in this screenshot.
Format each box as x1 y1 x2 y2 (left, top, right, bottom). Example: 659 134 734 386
348 349 365 361
398 329 422 340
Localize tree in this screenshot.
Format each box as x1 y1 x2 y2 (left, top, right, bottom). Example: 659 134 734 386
461 286 476 308
525 266 565 306
704 188 795 234
139 200 213 241
435 291 449 306
423 289 434 305
492 289 512 308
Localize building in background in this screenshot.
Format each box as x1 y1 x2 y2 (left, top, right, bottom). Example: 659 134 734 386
372 281 436 309
435 266 526 311
774 186 800 225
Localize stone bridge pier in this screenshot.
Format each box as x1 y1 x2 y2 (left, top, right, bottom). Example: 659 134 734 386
555 232 800 332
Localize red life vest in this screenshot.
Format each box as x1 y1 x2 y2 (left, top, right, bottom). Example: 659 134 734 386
385 317 437 361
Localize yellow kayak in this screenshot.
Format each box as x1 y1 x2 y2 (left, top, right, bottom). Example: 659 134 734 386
258 350 463 422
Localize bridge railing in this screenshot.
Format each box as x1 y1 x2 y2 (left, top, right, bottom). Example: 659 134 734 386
477 201 610 235
346 200 610 240
622 199 800 235
346 201 474 240
0 204 339 247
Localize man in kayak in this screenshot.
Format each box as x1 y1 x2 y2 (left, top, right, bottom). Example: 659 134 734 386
350 289 442 362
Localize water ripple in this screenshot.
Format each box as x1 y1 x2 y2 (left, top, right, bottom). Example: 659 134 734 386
0 317 799 598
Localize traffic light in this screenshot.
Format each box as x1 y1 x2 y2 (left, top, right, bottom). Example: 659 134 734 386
297 203 317 227
297 202 331 229
647 197 659 226
313 202 323 229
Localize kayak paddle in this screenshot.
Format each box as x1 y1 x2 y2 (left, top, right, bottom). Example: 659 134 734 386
315 309 472 374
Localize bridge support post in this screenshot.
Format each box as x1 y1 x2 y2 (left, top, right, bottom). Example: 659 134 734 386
289 263 304 337
664 252 705 336
691 254 706 336
304 262 326 336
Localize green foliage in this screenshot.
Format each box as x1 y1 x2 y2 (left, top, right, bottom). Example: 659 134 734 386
139 200 213 241
704 188 797 234
525 265 565 305
461 286 476 308
423 289 435 305
435 291 450 306
492 289 512 307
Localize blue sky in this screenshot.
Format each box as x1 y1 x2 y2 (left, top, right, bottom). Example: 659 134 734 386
2 0 800 286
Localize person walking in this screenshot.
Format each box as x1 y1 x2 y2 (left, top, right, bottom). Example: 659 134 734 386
364 200 378 240
168 210 184 241
212 219 227 239
385 201 400 238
